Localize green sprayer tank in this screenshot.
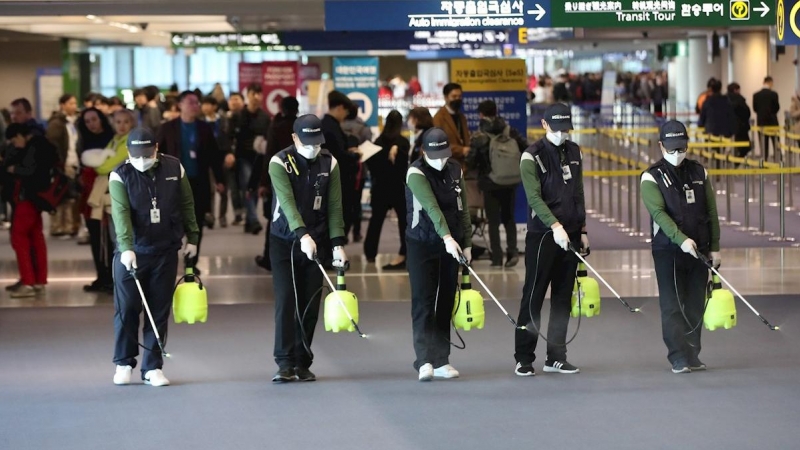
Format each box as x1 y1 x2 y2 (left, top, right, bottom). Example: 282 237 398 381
571 262 601 318
704 274 737 330
452 268 486 331
324 270 360 332
173 265 208 324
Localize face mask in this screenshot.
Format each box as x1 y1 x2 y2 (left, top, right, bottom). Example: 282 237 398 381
296 142 321 160
546 131 567 146
449 99 463 112
130 156 156 172
424 154 448 171
663 152 686 167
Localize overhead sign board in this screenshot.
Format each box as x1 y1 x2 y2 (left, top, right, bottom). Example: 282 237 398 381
550 0 774 27
410 29 510 51
171 32 301 51
333 57 380 127
325 0 553 30
326 0 772 30
777 0 800 45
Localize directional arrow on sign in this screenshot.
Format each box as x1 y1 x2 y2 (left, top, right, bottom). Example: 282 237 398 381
753 1 770 18
527 3 546 21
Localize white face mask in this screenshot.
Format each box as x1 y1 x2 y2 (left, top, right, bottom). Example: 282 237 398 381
295 139 321 160
663 151 686 167
130 155 156 172
424 154 448 171
546 131 567 146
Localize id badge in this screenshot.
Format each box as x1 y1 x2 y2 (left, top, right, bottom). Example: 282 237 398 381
313 195 323 210
562 165 573 181
150 208 161 223
457 195 463 211
685 189 696 204
189 150 197 159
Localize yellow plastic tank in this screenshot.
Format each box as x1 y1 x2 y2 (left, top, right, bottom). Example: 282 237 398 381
452 269 485 330
704 274 737 330
324 273 360 332
571 263 601 318
173 267 208 324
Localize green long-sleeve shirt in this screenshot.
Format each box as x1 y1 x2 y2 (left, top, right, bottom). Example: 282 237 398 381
406 169 472 248
268 154 345 242
640 168 720 252
109 160 200 252
519 153 586 229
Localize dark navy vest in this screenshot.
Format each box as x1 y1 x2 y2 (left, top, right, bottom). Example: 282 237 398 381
405 158 465 245
525 138 586 234
645 158 711 253
270 146 333 243
115 154 184 255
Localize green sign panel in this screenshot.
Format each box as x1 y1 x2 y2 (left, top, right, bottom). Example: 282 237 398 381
550 0 774 27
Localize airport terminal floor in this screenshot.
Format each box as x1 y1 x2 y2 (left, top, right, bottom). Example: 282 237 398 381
2 171 800 450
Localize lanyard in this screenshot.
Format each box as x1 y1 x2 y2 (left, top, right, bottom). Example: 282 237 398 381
144 170 158 209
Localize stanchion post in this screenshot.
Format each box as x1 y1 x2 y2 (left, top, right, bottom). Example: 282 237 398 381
769 163 795 242
753 159 773 236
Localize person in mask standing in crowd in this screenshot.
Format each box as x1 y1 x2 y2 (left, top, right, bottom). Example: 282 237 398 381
321 91 359 243
224 92 246 226
405 127 471 382
108 127 199 387
342 103 373 243
641 120 721 374
467 100 528 268
253 96 299 272
433 83 470 164
267 115 347 383
201 96 235 228
235 84 270 235
407 107 434 164
514 103 587 377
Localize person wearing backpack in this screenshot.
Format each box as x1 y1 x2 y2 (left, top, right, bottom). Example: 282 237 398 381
466 100 528 267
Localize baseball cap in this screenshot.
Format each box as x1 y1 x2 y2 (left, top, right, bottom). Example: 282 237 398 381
659 120 689 151
543 103 573 132
293 114 326 146
422 127 452 159
127 127 157 158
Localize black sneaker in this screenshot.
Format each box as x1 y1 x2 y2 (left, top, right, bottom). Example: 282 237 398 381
689 358 706 371
295 367 316 382
505 255 519 268
219 216 228 228
255 255 271 271
514 362 535 377
232 215 244 226
671 360 691 374
272 368 296 383
543 359 580 374
204 213 215 229
5 281 22 291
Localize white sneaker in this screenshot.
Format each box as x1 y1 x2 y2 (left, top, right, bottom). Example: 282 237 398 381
113 365 132 385
418 363 433 381
143 369 170 387
434 364 460 379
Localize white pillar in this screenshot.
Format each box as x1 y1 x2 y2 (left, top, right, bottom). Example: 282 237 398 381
688 36 722 111
728 31 769 116
668 40 690 112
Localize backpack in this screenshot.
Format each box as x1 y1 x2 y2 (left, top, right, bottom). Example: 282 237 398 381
487 126 521 186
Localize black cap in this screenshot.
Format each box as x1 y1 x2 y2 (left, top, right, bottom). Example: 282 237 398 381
659 120 689 151
293 114 326 146
422 127 451 158
127 127 157 157
543 103 573 132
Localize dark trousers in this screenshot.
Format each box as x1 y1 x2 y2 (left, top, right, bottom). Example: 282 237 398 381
407 238 459 370
352 173 366 237
218 166 243 219
342 175 357 238
270 235 324 370
514 231 579 365
188 177 206 268
652 248 708 365
483 187 518 263
364 191 407 260
260 193 273 260
237 159 259 226
113 251 178 374
760 133 779 162
87 217 113 285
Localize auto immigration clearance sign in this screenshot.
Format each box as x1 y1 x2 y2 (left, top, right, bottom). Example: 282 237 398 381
549 0 774 27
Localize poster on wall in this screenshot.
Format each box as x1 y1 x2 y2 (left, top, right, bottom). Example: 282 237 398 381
36 68 63 122
333 57 379 127
261 61 299 117
237 62 263 96
451 58 528 226
299 63 322 96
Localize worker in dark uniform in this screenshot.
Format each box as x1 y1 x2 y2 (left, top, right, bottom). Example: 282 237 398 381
515 103 587 377
641 120 721 374
405 127 471 382
268 115 347 383
109 128 199 387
